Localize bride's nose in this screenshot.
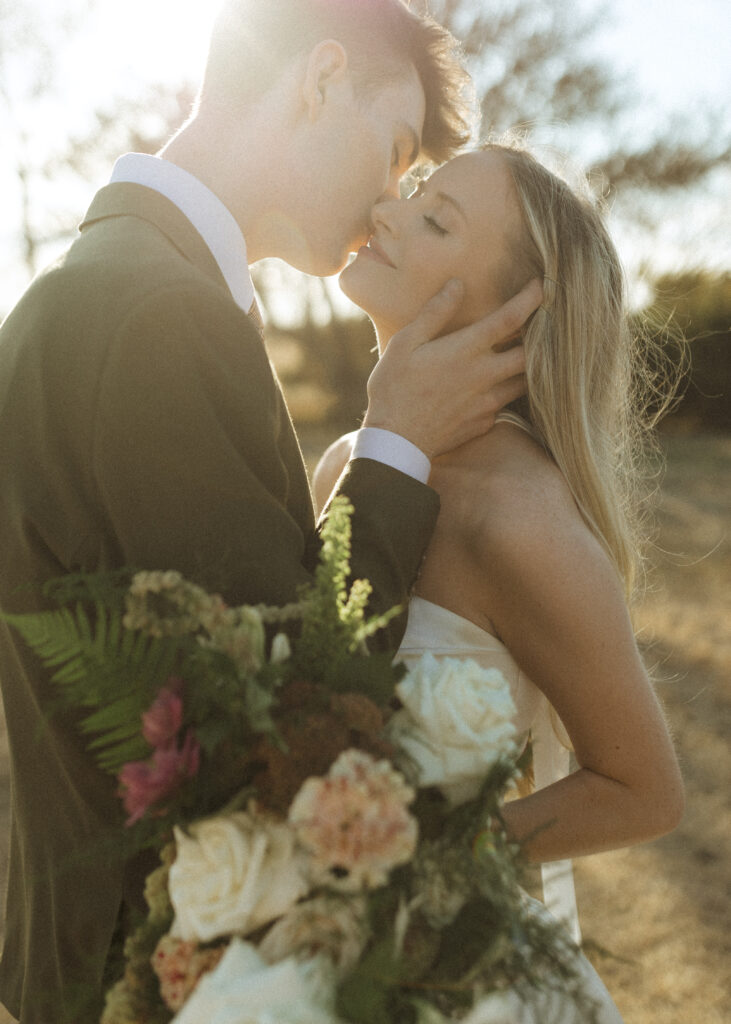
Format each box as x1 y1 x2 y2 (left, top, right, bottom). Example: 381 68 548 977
371 197 402 238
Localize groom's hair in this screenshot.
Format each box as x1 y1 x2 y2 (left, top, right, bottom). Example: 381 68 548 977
199 0 473 163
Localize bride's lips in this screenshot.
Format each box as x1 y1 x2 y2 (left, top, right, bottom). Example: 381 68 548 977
358 239 396 268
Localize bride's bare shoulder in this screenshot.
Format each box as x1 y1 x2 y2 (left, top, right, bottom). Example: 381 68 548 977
312 431 358 514
443 423 589 563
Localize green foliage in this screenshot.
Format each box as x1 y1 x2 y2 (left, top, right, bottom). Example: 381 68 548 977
2 502 599 1021
330 743 599 1024
336 934 412 1024
2 498 401 793
293 497 403 702
3 600 179 772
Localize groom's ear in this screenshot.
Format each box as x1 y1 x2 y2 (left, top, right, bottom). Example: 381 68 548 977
302 40 350 121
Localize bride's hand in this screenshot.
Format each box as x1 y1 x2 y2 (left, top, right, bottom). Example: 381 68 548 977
363 277 541 459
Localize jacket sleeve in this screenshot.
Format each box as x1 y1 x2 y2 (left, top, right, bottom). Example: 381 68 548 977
92 284 438 645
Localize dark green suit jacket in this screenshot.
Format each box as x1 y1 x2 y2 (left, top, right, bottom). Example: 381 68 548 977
0 183 439 1021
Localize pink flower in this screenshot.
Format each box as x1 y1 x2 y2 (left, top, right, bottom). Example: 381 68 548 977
141 681 184 748
288 749 418 890
151 933 225 1011
119 729 201 826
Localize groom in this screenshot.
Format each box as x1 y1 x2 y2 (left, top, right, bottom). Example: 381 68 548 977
0 1 537 1020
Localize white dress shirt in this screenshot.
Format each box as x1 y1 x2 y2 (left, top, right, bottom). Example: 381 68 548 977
109 153 431 484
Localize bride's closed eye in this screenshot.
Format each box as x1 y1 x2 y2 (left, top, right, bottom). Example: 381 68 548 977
424 214 448 236
409 181 448 236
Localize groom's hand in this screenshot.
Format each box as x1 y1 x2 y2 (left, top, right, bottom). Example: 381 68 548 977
363 278 542 459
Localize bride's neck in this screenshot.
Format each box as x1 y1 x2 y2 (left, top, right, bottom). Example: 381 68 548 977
374 325 399 357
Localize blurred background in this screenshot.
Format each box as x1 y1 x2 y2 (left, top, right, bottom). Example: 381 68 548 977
0 1 729 1021
0 0 729 434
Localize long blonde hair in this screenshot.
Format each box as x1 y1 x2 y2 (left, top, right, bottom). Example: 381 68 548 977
487 141 677 601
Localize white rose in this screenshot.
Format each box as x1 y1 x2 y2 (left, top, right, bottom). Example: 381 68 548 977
171 938 341 1024
461 989 531 1023
389 654 517 803
463 979 607 1024
169 808 309 943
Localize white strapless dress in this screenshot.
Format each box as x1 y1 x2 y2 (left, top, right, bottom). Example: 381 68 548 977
397 596 625 1024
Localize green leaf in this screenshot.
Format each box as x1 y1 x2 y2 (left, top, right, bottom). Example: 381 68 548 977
4 606 84 668
336 935 403 1024
326 650 402 705
81 694 144 735
96 736 151 773
432 897 503 980
3 601 183 774
291 496 403 698
194 718 231 757
410 999 449 1024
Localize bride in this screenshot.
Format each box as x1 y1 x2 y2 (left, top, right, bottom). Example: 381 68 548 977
313 141 684 1021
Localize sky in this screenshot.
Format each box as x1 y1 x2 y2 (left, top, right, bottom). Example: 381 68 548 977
0 0 729 315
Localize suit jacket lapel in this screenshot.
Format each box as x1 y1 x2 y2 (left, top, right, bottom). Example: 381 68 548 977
80 183 228 293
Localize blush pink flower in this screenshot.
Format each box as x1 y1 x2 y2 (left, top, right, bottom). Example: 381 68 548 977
141 681 184 748
288 749 417 891
119 729 200 826
151 933 225 1011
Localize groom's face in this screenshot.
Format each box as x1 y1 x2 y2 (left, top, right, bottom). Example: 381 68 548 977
286 64 427 276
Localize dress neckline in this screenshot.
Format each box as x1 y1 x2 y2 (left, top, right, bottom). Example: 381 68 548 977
405 595 506 649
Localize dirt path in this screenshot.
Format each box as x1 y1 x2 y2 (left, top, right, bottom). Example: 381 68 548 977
1 432 728 1023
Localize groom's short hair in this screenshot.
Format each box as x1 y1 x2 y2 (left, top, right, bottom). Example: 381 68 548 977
200 0 473 163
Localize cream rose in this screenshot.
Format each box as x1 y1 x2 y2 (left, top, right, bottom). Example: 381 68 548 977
171 939 340 1024
389 654 517 804
169 808 309 943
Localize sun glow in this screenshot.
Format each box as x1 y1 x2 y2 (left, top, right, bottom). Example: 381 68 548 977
88 0 217 99
0 0 729 318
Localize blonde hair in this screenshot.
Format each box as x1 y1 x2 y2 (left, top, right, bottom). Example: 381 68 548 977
485 140 678 601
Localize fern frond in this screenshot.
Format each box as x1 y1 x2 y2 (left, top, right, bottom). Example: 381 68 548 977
4 601 184 774
4 605 85 675
96 737 152 774
82 693 147 736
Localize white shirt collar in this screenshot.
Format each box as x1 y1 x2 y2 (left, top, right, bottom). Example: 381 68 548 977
110 153 255 312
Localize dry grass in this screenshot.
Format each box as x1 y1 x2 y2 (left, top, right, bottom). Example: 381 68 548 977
573 432 731 1023
0 432 728 1023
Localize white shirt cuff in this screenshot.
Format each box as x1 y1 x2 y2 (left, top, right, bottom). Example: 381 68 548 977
351 427 431 485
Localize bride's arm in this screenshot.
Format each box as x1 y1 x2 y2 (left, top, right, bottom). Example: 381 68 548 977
312 432 357 515
476 472 684 863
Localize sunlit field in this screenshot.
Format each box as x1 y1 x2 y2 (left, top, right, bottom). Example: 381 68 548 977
572 432 731 1024
0 431 728 1023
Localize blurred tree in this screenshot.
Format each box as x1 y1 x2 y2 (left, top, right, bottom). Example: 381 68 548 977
2 0 729 428
0 0 98 278
642 271 731 432
422 0 730 196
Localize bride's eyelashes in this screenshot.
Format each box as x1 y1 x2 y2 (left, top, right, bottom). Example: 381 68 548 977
408 181 448 235
424 214 448 236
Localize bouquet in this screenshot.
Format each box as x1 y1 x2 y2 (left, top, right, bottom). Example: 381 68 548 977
6 499 599 1023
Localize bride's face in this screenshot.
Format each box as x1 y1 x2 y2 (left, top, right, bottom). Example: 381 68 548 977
339 151 521 349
